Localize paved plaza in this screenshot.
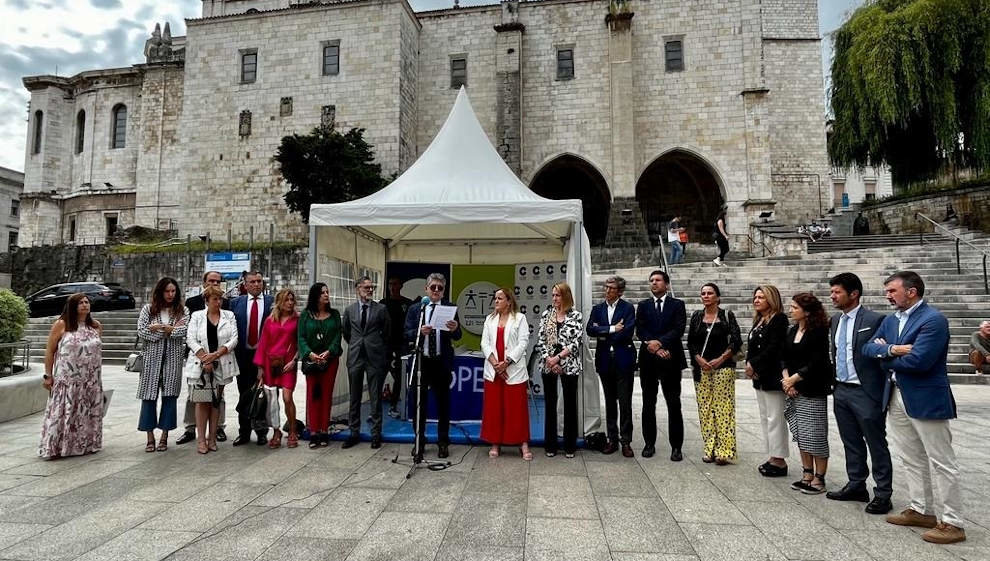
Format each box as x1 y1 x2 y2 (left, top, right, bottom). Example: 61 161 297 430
0 365 988 561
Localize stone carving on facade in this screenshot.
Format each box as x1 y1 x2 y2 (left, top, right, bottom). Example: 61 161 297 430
605 0 634 31
144 22 184 64
239 110 252 137
321 105 336 129
494 0 524 32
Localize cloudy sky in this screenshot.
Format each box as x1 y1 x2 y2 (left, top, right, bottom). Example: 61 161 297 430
0 0 862 172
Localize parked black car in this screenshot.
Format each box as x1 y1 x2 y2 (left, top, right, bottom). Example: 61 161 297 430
25 282 136 318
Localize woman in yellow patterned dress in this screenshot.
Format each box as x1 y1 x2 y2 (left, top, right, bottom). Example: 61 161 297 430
687 283 742 465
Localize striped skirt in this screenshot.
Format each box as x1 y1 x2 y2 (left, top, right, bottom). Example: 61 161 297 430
784 395 829 457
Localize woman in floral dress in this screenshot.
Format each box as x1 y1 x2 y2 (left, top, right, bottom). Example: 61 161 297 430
40 293 104 460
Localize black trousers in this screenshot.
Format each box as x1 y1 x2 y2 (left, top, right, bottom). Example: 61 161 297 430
640 360 684 449
235 350 266 438
386 347 404 409
715 235 729 260
543 373 579 453
598 363 634 444
413 356 451 449
833 383 893 499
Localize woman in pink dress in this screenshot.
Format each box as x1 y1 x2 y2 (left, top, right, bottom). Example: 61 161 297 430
254 288 299 448
39 293 104 460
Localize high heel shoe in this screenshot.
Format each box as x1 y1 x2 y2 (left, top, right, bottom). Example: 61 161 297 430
268 430 282 449
197 440 208 454
520 445 533 461
287 432 298 449
488 446 500 458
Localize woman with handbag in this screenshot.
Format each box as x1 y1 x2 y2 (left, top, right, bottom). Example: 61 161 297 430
533 282 583 458
480 288 532 460
184 285 239 454
136 277 189 452
746 284 791 477
254 288 300 449
686 283 742 465
298 283 342 449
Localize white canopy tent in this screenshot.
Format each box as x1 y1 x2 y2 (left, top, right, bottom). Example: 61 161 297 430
307 87 600 435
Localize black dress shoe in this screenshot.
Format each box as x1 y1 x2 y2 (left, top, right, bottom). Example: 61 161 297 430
216 428 227 442
232 435 251 447
825 485 870 502
342 436 360 449
370 436 382 449
438 444 449 458
621 444 634 458
865 496 893 514
642 445 656 458
602 441 619 455
670 448 683 462
176 432 196 445
255 436 268 446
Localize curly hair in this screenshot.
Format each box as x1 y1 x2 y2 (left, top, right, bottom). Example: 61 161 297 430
791 292 829 331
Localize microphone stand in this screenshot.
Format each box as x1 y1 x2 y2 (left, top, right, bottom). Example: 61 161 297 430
395 299 445 478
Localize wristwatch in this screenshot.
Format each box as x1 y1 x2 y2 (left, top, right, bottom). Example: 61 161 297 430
43 374 52 380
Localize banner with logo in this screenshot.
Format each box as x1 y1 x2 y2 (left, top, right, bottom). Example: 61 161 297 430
450 264 515 352
515 261 567 397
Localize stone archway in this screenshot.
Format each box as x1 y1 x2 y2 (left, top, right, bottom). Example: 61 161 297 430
636 149 726 246
530 155 611 245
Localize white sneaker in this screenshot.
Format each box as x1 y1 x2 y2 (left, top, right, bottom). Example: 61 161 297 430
712 258 722 266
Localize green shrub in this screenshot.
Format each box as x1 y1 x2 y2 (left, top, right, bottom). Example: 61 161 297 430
0 289 29 367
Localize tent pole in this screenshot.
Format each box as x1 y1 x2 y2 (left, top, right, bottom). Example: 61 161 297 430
353 231 359 279
308 224 317 286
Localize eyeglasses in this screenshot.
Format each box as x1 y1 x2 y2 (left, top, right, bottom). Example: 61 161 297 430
603 285 619 291
428 284 445 292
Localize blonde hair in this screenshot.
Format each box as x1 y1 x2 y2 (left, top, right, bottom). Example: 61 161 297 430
489 287 518 317
201 285 225 304
752 284 783 324
553 282 574 312
270 288 297 322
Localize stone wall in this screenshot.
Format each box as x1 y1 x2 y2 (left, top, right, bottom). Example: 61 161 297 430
860 184 990 235
135 65 186 230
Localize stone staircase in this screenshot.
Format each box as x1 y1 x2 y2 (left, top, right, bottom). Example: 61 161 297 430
591 197 658 271
22 310 142 366
806 233 948 254
592 227 990 384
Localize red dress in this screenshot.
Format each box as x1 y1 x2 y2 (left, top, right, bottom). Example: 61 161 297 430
481 325 530 445
253 315 299 390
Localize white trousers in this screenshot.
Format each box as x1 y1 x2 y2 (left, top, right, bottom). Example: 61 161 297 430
756 389 790 458
888 387 964 528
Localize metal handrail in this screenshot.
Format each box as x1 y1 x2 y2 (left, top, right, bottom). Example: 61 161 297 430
915 212 989 294
747 234 774 257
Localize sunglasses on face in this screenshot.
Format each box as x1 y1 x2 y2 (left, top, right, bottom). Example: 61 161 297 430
429 285 445 292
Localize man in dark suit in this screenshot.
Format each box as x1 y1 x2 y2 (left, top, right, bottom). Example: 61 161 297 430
863 271 965 544
635 270 687 461
229 271 272 446
342 276 391 448
404 273 461 462
381 276 413 419
586 275 637 457
176 270 229 446
826 272 892 514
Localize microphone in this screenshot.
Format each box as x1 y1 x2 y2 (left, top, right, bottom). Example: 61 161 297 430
421 296 430 306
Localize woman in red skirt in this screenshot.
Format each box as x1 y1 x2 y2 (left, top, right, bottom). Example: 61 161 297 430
254 288 299 448
480 288 532 460
298 282 343 449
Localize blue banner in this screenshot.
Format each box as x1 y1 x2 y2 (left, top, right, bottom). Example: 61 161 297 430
405 354 485 422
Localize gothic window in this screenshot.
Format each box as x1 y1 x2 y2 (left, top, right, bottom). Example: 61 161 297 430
280 97 293 116
450 56 467 89
111 104 127 149
239 110 252 137
556 48 574 80
665 39 684 72
31 110 43 154
321 105 336 129
241 50 258 83
322 41 340 76
75 110 86 154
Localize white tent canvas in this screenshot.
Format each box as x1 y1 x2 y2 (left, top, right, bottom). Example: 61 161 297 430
307 87 600 436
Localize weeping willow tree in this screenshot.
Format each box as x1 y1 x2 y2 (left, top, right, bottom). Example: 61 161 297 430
828 0 990 186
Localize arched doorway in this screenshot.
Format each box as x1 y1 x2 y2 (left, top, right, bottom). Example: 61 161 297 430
636 150 725 246
530 155 611 245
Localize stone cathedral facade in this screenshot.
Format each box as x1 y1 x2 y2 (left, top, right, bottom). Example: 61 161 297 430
18 0 827 249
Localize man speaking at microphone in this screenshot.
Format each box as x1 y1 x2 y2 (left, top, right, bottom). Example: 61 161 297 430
404 273 462 462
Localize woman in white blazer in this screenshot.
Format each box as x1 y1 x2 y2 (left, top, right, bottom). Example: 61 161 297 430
480 287 532 460
184 285 239 454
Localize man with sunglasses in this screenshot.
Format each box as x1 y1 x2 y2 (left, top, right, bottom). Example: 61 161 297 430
176 271 229 445
404 273 462 462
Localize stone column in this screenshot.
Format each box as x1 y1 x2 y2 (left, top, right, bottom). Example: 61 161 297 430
606 1 635 197
739 0 774 233
494 0 524 175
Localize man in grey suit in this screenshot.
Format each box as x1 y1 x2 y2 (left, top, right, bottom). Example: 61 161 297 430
342 276 391 448
826 272 893 514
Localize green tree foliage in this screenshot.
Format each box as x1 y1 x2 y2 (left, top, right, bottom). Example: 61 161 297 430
0 289 29 367
828 0 990 185
276 125 388 223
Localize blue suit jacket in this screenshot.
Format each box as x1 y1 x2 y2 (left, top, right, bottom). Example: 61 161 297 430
862 301 955 420
586 299 637 374
635 295 687 371
830 307 887 405
230 294 273 355
404 299 462 371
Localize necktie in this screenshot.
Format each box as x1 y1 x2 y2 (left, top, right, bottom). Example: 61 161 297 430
656 297 662 315
248 297 259 347
836 314 848 382
361 303 368 330
427 303 437 357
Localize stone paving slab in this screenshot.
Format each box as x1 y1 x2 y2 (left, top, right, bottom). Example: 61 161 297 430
0 364 989 560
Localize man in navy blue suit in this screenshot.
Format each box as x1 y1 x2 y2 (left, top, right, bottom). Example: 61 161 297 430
229 272 273 446
863 271 965 544
586 275 637 456
635 270 687 461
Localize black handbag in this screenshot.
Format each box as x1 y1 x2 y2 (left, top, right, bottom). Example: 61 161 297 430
236 382 267 422
301 357 325 375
